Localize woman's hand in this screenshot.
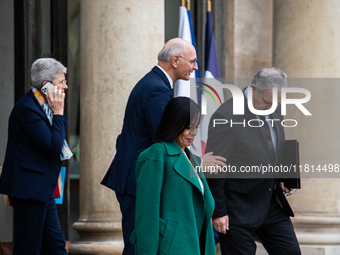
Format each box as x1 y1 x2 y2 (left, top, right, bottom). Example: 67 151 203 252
45 86 65 115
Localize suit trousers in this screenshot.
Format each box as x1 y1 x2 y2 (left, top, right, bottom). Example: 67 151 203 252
218 194 301 255
10 196 67 255
116 193 135 255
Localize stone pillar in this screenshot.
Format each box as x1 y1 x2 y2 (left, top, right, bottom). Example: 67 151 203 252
223 0 273 101
273 1 340 254
225 0 273 78
69 1 164 254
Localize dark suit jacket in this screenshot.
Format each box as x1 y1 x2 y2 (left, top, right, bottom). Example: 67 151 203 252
0 90 68 202
206 90 293 228
104 66 173 196
130 140 216 255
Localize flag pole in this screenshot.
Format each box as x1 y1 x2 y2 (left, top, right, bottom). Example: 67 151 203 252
207 0 211 12
181 0 185 7
186 0 191 11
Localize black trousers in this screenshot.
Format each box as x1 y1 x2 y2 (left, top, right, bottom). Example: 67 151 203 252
116 193 136 255
10 196 67 255
218 196 301 255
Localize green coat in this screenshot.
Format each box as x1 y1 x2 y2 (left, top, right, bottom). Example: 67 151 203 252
130 140 216 255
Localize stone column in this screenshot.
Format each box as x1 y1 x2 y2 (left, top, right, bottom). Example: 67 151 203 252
223 0 273 100
224 0 273 78
69 1 164 254
273 1 340 254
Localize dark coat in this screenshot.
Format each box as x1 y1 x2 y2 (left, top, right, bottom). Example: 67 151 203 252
0 90 68 202
103 66 173 196
206 91 293 228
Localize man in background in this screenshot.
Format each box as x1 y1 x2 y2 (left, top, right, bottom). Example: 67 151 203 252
206 67 301 254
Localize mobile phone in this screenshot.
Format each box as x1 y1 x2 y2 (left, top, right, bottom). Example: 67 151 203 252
41 82 55 96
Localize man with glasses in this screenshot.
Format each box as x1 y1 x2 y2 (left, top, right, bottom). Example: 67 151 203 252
102 38 198 255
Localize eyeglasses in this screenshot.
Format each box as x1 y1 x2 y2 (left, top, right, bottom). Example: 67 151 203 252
48 80 67 85
179 55 197 67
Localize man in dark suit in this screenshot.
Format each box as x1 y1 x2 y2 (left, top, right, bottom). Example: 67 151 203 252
206 67 301 254
102 38 199 255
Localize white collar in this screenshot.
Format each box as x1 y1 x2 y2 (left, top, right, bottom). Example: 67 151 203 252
156 65 173 89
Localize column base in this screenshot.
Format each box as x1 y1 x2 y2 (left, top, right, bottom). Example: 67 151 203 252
256 214 340 254
257 243 340 255
69 221 124 255
69 242 123 255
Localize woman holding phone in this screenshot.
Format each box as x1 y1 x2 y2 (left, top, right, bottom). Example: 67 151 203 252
0 58 71 254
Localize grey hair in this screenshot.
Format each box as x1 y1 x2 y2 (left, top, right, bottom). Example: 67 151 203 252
158 42 184 62
31 58 67 89
251 67 288 92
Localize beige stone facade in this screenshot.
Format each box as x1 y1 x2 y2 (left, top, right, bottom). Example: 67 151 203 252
69 0 164 254
273 1 340 254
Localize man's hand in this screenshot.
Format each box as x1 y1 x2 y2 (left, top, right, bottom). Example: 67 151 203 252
280 182 296 197
201 152 227 174
280 182 290 194
212 215 229 234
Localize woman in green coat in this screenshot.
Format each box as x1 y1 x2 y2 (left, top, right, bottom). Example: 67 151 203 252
130 97 216 255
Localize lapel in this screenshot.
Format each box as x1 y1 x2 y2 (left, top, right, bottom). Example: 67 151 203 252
28 90 52 127
162 140 203 196
152 66 172 91
243 90 276 162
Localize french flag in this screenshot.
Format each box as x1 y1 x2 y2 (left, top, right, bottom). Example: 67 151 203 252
200 5 224 154
176 4 193 98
